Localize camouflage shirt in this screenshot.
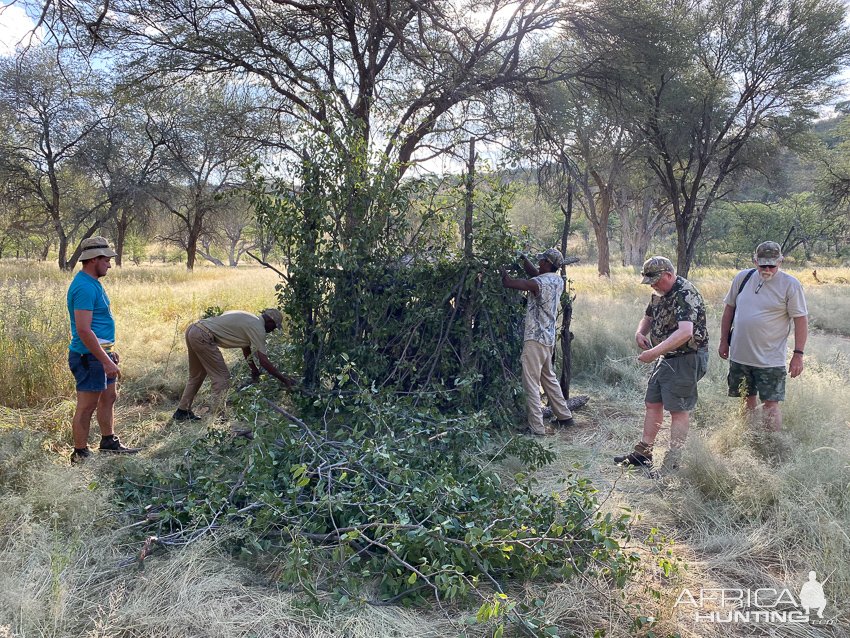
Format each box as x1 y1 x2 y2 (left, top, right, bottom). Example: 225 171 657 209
645 276 708 356
523 272 564 347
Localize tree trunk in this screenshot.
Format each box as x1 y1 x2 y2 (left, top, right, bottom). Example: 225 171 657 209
115 208 128 267
593 223 610 277
621 198 656 267
675 201 691 278
186 234 197 270
55 225 69 270
186 213 203 270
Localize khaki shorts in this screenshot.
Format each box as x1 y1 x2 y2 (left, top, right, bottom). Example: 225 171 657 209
645 349 709 412
727 361 786 401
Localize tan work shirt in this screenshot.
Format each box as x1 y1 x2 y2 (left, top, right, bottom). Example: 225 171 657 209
199 311 268 355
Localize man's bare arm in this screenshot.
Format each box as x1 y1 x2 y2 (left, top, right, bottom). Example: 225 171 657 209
74 309 119 378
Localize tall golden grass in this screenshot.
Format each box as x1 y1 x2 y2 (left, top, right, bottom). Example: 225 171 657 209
0 262 281 411
1 261 849 637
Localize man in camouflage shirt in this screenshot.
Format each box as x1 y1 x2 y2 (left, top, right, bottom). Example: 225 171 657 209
614 256 709 472
501 248 574 435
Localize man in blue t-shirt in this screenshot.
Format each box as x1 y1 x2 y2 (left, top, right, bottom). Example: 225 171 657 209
67 236 140 464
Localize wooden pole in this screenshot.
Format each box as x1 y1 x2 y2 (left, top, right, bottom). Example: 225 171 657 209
463 139 476 258
559 179 574 400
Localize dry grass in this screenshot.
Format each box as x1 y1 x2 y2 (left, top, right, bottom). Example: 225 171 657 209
2 261 850 637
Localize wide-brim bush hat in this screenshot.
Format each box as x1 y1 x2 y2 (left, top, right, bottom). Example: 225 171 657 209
79 236 118 261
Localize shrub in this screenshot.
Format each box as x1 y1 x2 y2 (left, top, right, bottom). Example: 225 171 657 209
0 279 74 407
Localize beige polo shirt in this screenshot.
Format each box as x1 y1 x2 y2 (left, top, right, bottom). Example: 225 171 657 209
724 270 807 368
199 311 268 355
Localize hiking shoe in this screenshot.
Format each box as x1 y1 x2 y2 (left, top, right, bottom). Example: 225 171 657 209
614 441 653 467
553 417 575 427
649 449 682 479
524 425 556 436
98 435 141 454
70 447 92 465
172 408 202 422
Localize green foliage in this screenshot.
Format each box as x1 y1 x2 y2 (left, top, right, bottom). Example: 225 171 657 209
124 234 147 265
699 194 849 265
110 139 643 633
201 305 224 319
251 134 535 426
114 382 638 616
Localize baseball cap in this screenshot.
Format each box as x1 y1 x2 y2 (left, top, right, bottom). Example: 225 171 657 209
640 256 675 284
536 247 565 268
261 308 283 329
79 236 118 261
755 241 782 266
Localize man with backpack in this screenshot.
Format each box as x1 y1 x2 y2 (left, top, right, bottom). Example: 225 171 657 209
718 241 808 431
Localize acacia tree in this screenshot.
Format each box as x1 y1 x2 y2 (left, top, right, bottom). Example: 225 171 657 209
596 0 850 276
219 198 256 267
529 82 641 276
35 0 590 234
0 47 116 269
75 93 168 266
145 82 261 270
33 0 604 379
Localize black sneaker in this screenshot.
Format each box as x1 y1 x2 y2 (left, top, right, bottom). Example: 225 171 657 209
70 447 92 465
98 435 141 454
553 417 575 427
614 441 653 467
172 408 202 422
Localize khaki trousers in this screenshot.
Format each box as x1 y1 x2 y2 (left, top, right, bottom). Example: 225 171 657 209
521 339 571 433
177 323 230 412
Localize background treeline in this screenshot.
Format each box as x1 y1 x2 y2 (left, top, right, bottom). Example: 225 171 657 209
2 0 850 276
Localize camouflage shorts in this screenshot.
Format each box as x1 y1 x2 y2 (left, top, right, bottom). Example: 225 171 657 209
727 361 786 402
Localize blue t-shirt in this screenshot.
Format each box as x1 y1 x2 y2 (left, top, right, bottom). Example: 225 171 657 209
67 271 115 354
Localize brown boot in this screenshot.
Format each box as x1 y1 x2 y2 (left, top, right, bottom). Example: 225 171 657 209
614 441 653 467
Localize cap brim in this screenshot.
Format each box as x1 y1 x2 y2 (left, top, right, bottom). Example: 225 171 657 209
756 258 779 266
641 274 660 284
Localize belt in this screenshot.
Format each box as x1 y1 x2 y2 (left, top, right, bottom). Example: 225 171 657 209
663 347 706 360
192 321 216 340
79 351 118 368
